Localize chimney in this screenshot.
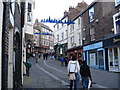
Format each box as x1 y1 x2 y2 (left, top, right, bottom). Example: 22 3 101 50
76 2 88 10
64 11 68 16
69 6 74 13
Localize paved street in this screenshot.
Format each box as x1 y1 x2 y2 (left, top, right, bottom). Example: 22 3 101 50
21 57 119 89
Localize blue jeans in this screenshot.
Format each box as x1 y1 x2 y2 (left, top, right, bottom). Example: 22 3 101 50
81 76 89 88
70 73 78 90
70 79 77 90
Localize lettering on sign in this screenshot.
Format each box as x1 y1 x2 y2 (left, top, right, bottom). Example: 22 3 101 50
113 38 120 43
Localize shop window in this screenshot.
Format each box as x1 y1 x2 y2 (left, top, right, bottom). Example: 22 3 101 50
109 48 113 66
114 48 118 66
89 52 96 65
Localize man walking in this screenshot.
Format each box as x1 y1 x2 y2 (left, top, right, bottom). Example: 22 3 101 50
80 61 92 88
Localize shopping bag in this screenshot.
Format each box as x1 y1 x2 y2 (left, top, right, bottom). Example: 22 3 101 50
88 78 92 89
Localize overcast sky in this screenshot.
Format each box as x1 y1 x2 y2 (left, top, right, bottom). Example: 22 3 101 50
33 0 94 30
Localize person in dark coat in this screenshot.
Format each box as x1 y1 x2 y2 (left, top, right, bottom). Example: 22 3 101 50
43 53 45 60
80 61 92 88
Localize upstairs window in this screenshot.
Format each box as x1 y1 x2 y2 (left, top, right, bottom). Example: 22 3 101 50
57 34 59 41
89 7 94 22
78 18 81 28
115 0 120 6
62 32 64 40
27 3 32 22
70 24 74 33
90 27 95 41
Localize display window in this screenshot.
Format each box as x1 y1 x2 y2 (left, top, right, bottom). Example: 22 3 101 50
108 47 119 72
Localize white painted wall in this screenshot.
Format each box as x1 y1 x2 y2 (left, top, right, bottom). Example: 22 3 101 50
0 1 3 89
68 16 82 49
25 0 35 35
54 17 68 45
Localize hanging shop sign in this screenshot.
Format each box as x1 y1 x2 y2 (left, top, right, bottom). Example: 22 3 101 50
34 32 53 36
40 16 75 24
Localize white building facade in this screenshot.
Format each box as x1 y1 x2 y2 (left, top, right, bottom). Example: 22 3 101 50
54 16 68 58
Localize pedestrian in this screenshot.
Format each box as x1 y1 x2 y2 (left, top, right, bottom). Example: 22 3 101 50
23 61 32 76
64 56 68 67
80 61 92 89
43 53 45 60
45 53 48 60
35 53 39 63
67 55 80 90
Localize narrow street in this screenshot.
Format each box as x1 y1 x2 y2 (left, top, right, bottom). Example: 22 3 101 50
21 57 119 89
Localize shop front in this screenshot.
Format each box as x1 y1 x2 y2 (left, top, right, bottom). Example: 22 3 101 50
67 45 82 60
103 34 120 72
83 41 106 70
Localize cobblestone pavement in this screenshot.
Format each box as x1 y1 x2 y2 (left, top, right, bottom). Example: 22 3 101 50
22 57 119 89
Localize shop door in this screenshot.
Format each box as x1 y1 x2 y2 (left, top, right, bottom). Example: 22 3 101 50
108 48 119 72
98 50 104 69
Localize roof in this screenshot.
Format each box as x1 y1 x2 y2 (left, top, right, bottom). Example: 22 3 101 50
40 23 53 32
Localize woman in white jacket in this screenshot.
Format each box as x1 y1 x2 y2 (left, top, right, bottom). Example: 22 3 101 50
67 55 80 90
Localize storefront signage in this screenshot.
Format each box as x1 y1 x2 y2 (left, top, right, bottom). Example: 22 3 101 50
83 41 103 51
104 34 120 48
40 16 75 24
113 38 120 43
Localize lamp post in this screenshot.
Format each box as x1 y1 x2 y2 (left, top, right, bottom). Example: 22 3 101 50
26 40 31 59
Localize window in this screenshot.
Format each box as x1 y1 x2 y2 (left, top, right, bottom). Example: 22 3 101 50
62 32 64 40
78 18 81 28
90 27 95 41
89 7 94 22
57 34 59 41
70 24 74 33
66 30 67 38
116 23 120 33
78 33 81 44
57 24 59 29
115 0 120 6
70 36 74 46
27 3 32 22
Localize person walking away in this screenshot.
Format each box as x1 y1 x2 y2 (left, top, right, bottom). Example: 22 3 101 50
45 53 48 60
67 55 80 90
43 53 45 60
64 56 68 67
35 53 39 63
80 61 92 89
